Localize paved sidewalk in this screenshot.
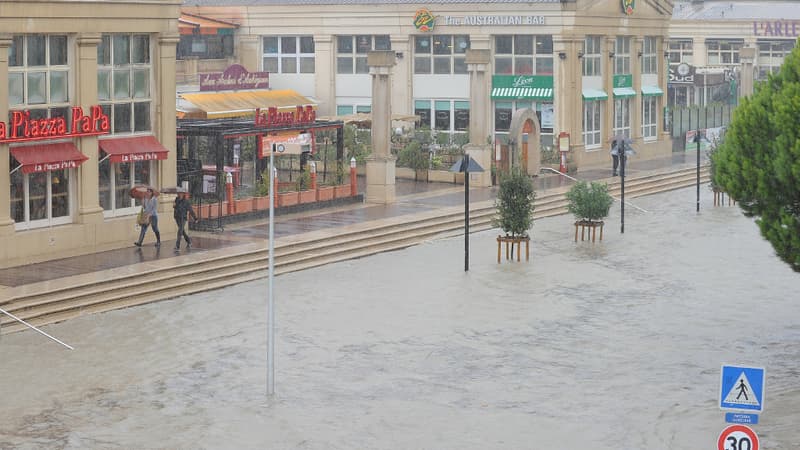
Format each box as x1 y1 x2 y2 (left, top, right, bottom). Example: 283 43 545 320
0 151 707 290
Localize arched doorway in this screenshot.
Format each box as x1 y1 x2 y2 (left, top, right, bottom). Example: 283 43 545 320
507 108 541 176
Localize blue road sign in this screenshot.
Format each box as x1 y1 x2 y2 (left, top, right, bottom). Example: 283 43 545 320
720 365 765 412
725 413 759 425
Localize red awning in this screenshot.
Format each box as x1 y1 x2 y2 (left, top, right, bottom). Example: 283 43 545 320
10 142 89 174
99 136 169 163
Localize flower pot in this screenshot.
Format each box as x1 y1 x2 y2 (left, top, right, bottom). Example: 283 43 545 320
235 198 253 213
253 196 270 210
278 191 299 207
299 190 316 204
334 185 351 199
317 186 335 202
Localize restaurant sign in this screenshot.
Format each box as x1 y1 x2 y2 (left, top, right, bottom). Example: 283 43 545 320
199 64 270 92
0 106 109 143
254 105 316 128
753 20 799 37
441 15 545 26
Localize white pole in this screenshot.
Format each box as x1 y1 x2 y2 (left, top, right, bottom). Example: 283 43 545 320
0 307 74 350
268 144 275 396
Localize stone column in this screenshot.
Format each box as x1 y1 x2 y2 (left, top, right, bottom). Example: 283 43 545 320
238 35 261 73
631 37 642 141
659 36 670 137
739 46 756 98
76 34 105 224
464 49 492 187
604 36 616 145
313 35 334 117
365 50 397 204
0 36 13 236
158 35 180 198
390 36 411 116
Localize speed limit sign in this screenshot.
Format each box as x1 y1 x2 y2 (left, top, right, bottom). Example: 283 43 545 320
718 424 759 450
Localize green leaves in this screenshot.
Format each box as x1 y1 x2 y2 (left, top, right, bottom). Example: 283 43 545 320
712 42 800 272
565 181 613 222
493 168 535 238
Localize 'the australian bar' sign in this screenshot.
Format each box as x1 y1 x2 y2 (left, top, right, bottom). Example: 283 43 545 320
0 106 110 143
200 64 270 91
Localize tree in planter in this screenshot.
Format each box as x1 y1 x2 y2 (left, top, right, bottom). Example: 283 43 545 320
256 168 271 196
397 141 430 181
296 169 312 191
493 168 536 238
566 180 613 225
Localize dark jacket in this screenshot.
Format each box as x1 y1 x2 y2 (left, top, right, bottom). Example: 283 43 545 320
173 196 197 222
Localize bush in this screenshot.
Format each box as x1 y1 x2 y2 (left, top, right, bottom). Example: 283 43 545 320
297 169 312 191
397 141 429 171
493 168 536 238
256 169 271 196
566 181 613 223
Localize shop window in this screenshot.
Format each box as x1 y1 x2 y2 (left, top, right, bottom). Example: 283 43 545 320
8 34 70 121
99 152 152 215
454 101 470 131
642 36 657 75
668 39 693 65
583 100 602 148
262 36 315 74
434 100 451 130
9 157 72 229
337 105 354 116
336 35 391 74
494 102 513 132
414 35 469 74
177 35 234 60
613 98 631 138
414 100 431 128
494 35 553 75
614 36 631 75
642 96 657 139
98 34 152 135
582 36 602 76
706 39 743 66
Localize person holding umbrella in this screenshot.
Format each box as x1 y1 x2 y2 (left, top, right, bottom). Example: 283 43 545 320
134 187 161 248
173 189 197 251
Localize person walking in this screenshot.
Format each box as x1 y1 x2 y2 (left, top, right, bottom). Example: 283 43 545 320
173 191 197 251
610 139 620 177
134 188 161 247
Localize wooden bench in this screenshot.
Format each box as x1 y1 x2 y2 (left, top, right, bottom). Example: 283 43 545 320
497 235 530 263
574 220 604 243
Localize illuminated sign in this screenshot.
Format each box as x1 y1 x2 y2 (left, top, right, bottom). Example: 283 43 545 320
254 105 316 128
0 106 109 143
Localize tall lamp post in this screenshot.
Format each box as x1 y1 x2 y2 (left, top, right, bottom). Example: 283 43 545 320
450 153 484 271
267 143 276 396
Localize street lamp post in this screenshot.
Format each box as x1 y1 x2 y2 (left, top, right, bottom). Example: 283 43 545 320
267 145 276 396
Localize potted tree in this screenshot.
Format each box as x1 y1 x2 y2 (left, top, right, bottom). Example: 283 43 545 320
493 167 535 262
297 169 316 204
566 181 613 243
253 169 271 210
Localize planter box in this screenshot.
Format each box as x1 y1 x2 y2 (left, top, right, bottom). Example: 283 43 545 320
235 198 253 214
298 190 316 204
317 186 335 202
278 191 299 207
253 196 270 210
396 167 415 180
428 170 455 184
334 185 351 199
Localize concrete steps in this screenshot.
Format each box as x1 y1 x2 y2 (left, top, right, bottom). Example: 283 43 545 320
0 166 710 334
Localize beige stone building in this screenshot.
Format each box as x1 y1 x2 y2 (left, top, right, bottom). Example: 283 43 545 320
1 0 180 268
180 0 675 175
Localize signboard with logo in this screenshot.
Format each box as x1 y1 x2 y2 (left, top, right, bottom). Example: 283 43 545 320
613 74 633 88
254 105 316 128
199 64 270 92
413 8 436 32
753 20 799 37
260 132 312 157
622 0 635 15
0 106 109 143
669 63 695 85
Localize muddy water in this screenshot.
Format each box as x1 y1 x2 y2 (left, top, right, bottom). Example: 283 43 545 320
1 186 799 449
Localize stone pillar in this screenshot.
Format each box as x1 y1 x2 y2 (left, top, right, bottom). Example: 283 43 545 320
239 35 261 73
464 49 492 187
76 34 105 224
631 37 642 141
313 35 334 117
390 36 411 116
604 36 616 145
365 50 396 204
659 36 670 137
158 35 180 199
0 36 13 236
739 46 756 98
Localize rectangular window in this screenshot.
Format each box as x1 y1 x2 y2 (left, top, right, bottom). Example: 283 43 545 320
99 151 152 214
706 39 743 66
642 36 657 74
434 100 451 130
10 155 72 229
337 105 354 116
668 39 693 65
336 35 391 74
494 35 553 75
614 36 631 75
613 98 631 138
414 100 431 128
642 96 657 139
8 34 71 118
454 101 470 131
494 101 513 132
756 40 795 80
583 101 602 147
582 36 602 76
177 35 234 60
98 33 152 135
415 35 470 74
262 36 315 74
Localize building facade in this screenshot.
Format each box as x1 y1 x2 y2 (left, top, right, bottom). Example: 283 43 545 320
180 0 675 172
1 1 180 268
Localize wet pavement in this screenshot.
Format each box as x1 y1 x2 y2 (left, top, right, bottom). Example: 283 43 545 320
1 185 798 449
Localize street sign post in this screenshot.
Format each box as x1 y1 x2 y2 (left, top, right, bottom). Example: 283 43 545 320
717 424 759 450
725 412 759 425
720 365 765 412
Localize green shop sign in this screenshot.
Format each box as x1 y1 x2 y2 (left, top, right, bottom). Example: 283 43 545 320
613 74 633 88
491 75 554 100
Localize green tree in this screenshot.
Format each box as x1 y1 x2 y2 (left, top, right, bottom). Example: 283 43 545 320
493 168 536 238
566 181 613 223
712 43 800 272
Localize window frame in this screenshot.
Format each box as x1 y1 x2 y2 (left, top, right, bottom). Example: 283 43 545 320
99 154 152 216
97 33 153 135
642 96 657 140
8 34 72 124
336 35 391 74
10 158 73 230
262 36 316 74
493 34 554 75
582 100 602 149
582 36 602 76
614 36 631 75
668 39 694 65
414 35 470 75
613 97 631 139
642 36 657 74
706 39 743 66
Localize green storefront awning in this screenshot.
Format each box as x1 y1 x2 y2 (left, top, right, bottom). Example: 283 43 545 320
641 85 664 96
582 89 608 100
490 87 553 100
613 87 637 98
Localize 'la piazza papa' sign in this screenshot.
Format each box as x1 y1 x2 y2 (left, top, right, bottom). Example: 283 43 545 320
0 106 109 143
200 64 270 91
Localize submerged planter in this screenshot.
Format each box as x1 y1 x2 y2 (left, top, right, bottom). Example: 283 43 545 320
317 186 335 202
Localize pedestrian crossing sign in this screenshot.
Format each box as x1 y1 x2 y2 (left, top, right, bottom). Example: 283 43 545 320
720 365 765 412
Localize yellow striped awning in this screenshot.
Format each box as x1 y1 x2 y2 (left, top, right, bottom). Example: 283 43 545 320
490 87 553 100
177 89 317 119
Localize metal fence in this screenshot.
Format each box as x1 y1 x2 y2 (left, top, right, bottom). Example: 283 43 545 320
668 104 734 150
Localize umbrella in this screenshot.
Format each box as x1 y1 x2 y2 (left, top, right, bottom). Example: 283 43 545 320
160 186 187 194
609 134 636 156
129 185 160 199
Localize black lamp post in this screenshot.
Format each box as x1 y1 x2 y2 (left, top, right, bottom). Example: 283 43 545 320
450 154 484 272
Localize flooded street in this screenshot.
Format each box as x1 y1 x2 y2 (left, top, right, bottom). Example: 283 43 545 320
2 186 799 449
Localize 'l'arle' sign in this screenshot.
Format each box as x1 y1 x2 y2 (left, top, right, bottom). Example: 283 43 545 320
200 64 270 92
0 106 109 143
753 20 799 37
